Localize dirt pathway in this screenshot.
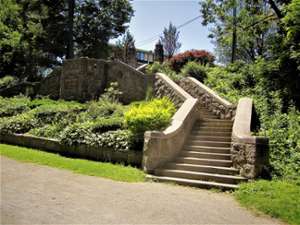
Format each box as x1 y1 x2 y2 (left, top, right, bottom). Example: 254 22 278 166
1 156 282 225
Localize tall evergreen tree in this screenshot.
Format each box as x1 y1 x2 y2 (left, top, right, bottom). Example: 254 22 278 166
160 22 181 58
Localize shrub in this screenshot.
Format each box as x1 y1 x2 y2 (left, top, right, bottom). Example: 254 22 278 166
84 99 125 120
28 123 66 139
181 61 208 82
59 122 93 146
85 129 134 152
124 97 176 136
100 82 123 102
146 62 182 82
169 50 215 72
0 96 31 117
0 112 38 134
89 116 124 133
0 75 18 89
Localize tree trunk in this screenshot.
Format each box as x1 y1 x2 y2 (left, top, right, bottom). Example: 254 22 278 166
66 0 75 59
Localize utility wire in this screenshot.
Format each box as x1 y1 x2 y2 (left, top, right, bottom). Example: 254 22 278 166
135 15 201 48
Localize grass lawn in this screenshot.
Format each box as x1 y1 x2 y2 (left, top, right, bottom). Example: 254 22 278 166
0 144 145 182
235 179 300 225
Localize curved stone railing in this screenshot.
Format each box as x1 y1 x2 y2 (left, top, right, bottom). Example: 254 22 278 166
180 77 236 119
142 73 198 173
231 97 268 178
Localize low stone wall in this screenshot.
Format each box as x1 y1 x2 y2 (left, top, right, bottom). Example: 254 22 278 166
154 73 189 109
179 77 236 119
0 133 142 166
143 73 199 173
231 98 269 178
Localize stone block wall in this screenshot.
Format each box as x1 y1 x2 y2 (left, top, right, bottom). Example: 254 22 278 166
37 58 153 103
154 73 186 108
179 77 236 119
107 60 154 104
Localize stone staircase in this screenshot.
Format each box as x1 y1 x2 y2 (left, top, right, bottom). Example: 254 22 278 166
147 107 247 190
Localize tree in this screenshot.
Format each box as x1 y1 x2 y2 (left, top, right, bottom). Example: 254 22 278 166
160 22 181 58
199 0 278 63
116 30 136 64
74 0 133 59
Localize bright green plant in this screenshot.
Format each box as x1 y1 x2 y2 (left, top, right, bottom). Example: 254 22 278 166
124 97 176 136
181 61 208 82
0 75 18 89
0 96 31 117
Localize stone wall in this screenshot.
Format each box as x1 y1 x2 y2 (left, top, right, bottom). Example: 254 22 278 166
37 67 61 99
231 97 268 178
154 73 187 108
56 58 153 103
179 77 236 119
0 133 142 166
107 60 154 104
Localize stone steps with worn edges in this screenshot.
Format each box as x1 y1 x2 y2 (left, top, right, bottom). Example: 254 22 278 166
176 157 233 167
154 169 246 184
146 175 239 190
184 145 231 154
164 163 239 175
186 140 231 148
181 151 231 160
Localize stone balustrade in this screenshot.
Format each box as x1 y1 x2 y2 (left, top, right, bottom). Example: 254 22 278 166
143 73 198 173
231 97 269 178
179 77 236 119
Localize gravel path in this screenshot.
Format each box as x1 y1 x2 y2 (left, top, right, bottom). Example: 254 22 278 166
1 156 282 225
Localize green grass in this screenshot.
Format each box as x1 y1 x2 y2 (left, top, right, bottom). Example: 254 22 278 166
0 144 145 182
235 179 300 225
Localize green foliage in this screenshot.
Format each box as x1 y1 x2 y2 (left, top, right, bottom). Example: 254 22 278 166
0 144 145 182
204 60 300 178
59 122 93 146
181 61 208 82
124 97 176 136
100 82 123 103
235 179 300 225
0 96 30 117
146 62 182 81
85 130 134 152
0 75 18 88
0 112 37 134
28 123 66 139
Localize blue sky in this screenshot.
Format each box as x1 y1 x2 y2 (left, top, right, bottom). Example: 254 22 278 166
111 0 214 54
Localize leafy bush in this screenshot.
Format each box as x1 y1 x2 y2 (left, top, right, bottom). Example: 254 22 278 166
181 61 208 82
59 122 93 146
169 50 215 72
0 96 31 117
0 75 18 89
146 62 182 82
85 129 134 152
100 82 123 102
0 112 38 134
124 97 176 136
28 123 66 139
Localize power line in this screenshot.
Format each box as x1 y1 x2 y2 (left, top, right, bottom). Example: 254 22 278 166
135 15 201 48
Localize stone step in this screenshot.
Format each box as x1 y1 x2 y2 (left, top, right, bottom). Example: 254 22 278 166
194 123 233 128
196 121 233 126
181 151 231 160
192 127 232 132
191 131 232 137
200 115 219 119
189 135 231 142
184 145 231 154
187 140 231 148
147 175 239 190
201 118 234 123
176 157 233 167
155 169 246 185
164 163 239 175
